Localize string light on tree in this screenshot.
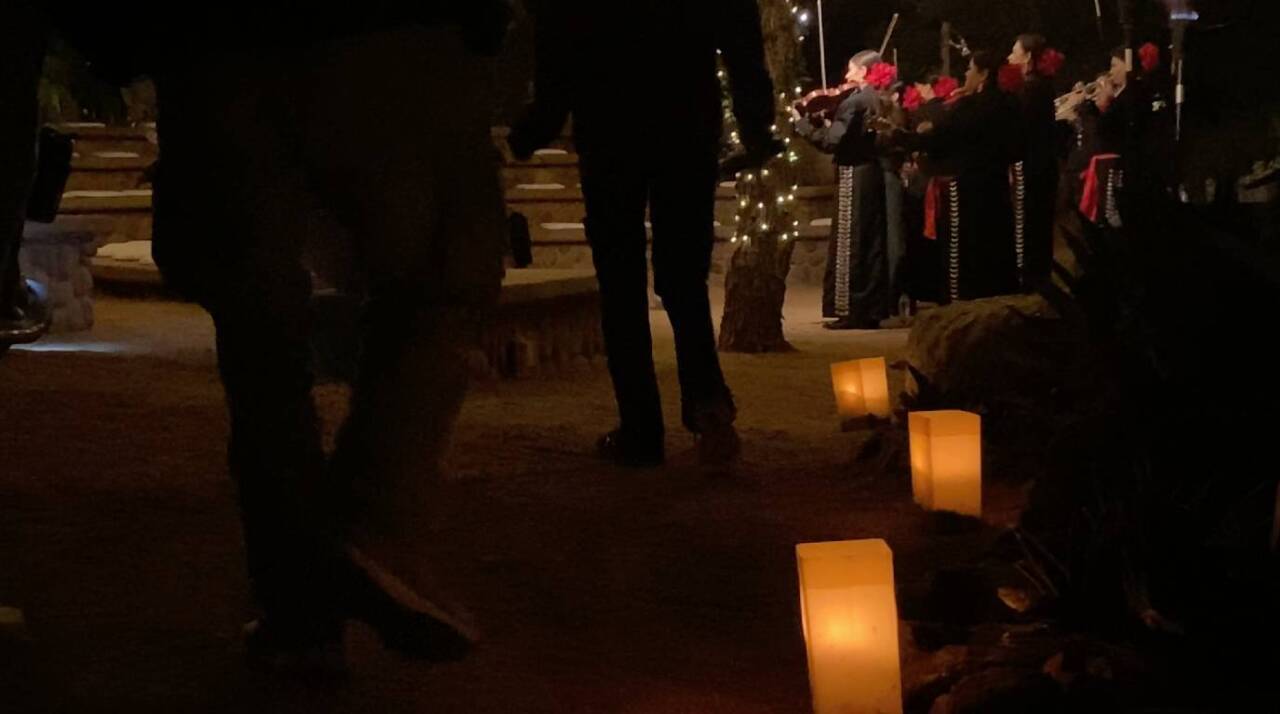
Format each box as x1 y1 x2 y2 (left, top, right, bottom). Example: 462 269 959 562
717 0 805 354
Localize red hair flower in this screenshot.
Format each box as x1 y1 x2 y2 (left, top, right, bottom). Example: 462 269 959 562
1036 48 1065 77
932 76 959 100
866 62 899 90
902 85 923 111
998 63 1025 93
1139 42 1161 74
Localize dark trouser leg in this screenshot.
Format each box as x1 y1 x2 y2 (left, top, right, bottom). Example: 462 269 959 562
579 149 664 439
296 27 505 549
155 56 343 638
822 226 838 318
958 172 1019 300
884 166 907 312
1022 170 1058 290
849 164 889 323
649 147 733 433
0 3 44 312
903 189 941 304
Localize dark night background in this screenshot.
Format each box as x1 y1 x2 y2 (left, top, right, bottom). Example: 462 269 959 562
46 0 1280 178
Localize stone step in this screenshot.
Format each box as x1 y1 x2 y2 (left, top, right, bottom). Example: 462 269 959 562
55 123 155 160
67 152 152 192
59 190 152 213
491 126 575 152
66 170 149 192
54 190 153 245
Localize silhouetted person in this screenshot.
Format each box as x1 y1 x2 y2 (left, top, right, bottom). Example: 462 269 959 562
509 0 780 468
0 1 49 346
44 2 513 672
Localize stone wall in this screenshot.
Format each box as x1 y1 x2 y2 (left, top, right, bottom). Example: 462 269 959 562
18 226 96 333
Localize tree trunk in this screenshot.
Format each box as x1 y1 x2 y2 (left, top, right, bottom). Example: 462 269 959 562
719 235 797 353
718 0 802 354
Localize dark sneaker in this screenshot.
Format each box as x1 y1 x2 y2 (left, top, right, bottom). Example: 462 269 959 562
243 618 347 680
342 545 477 662
596 429 665 468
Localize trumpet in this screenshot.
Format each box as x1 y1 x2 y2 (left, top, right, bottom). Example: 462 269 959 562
1054 78 1107 120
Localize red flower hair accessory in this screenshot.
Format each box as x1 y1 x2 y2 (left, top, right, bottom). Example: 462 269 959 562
866 62 899 90
1036 48 1065 77
1139 42 1161 74
998 63 1025 93
932 76 959 100
902 85 923 111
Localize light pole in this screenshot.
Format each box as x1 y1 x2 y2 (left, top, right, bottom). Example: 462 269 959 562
816 0 828 89
1166 1 1199 142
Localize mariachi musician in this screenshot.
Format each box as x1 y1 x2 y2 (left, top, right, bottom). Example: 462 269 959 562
1060 44 1162 228
792 51 905 329
893 50 1021 302
1007 33 1064 290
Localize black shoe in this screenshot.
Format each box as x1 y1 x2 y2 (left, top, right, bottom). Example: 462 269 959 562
243 618 347 680
823 317 880 330
597 429 665 468
0 279 51 347
342 545 477 662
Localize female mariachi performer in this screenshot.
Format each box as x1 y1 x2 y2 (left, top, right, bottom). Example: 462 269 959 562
1007 33 1064 290
893 50 1020 302
1063 45 1161 227
792 50 904 329
899 72 960 306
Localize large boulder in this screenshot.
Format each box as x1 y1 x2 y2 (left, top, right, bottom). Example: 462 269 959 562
903 294 1112 484
906 295 1089 412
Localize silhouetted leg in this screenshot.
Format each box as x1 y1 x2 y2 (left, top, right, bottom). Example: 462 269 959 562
0 3 44 316
578 145 664 441
301 28 506 547
649 147 733 433
154 53 343 642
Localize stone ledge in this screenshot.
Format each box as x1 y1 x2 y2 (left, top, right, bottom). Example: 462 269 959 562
19 224 98 333
59 191 153 214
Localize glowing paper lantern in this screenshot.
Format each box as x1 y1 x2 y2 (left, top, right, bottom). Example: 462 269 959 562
796 539 902 714
908 410 982 517
830 357 891 428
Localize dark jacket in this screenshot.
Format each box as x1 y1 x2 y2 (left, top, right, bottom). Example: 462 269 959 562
905 88 1019 178
795 88 880 167
1016 73 1059 177
510 0 775 155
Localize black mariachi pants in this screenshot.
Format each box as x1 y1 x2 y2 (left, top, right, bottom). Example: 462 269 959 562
822 162 902 322
576 136 732 437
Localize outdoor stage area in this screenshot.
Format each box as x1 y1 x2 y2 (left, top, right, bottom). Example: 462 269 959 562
0 286 1032 713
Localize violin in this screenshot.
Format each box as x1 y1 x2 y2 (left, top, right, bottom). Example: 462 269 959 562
792 81 860 123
